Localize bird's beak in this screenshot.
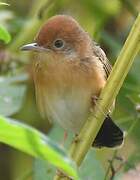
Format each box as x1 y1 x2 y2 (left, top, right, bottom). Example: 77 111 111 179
20 43 48 52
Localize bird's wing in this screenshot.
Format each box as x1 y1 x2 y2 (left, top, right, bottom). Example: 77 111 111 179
92 44 122 148
92 42 112 79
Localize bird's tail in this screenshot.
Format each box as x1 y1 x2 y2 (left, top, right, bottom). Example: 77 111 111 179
92 115 124 148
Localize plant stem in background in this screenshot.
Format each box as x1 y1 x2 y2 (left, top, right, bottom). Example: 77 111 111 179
104 101 140 180
54 12 140 180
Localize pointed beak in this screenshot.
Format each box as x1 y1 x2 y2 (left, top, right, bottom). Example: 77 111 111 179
20 43 48 52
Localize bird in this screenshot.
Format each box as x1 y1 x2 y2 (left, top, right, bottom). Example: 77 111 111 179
21 15 124 148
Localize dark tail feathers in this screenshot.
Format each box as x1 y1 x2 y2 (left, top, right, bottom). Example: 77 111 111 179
92 115 124 148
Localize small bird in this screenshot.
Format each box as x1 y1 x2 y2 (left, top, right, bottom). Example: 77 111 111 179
21 15 124 148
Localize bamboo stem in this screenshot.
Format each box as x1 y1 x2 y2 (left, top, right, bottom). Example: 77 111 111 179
54 13 140 179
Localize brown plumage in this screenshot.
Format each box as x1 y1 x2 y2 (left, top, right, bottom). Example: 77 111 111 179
21 15 124 148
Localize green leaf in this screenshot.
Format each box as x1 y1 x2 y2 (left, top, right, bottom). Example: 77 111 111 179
0 25 11 44
79 149 105 180
0 75 27 116
0 116 78 179
0 85 26 116
33 159 55 180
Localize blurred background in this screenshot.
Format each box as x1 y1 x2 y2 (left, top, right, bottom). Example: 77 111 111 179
0 0 140 179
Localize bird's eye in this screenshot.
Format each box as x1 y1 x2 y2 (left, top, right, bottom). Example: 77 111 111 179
53 39 65 49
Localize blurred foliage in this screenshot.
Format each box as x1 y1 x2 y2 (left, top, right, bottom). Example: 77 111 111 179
0 24 11 43
0 116 78 179
0 0 140 179
0 75 27 116
0 2 11 43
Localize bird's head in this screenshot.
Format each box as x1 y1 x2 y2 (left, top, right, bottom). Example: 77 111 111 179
21 15 92 60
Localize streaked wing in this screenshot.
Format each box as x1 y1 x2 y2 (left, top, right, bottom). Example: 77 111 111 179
92 42 115 112
92 42 112 78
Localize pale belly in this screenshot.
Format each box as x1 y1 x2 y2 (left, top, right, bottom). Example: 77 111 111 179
36 85 92 133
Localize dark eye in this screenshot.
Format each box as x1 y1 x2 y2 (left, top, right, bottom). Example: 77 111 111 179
53 39 65 49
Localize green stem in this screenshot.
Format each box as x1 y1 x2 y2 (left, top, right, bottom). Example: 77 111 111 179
54 13 140 179
104 150 118 180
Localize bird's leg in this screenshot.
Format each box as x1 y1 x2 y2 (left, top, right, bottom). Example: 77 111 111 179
91 95 109 116
60 131 68 147
91 95 102 105
64 131 68 141
92 95 101 102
